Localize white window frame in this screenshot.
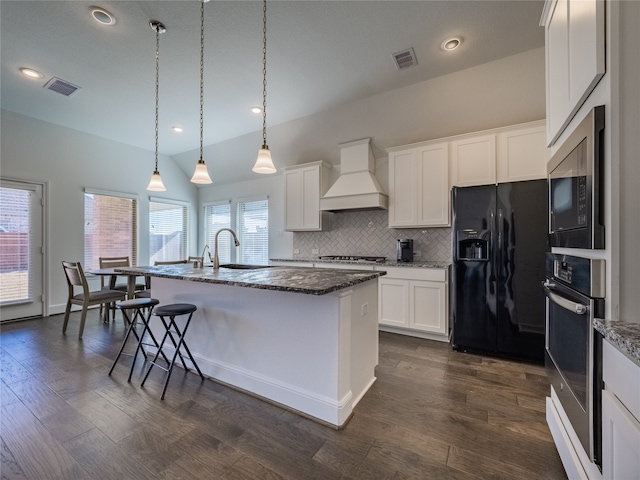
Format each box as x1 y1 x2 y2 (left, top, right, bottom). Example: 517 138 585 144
149 196 189 265
83 187 139 270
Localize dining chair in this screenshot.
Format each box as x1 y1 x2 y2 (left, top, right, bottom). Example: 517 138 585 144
154 260 188 265
188 256 204 267
62 261 126 339
99 256 145 319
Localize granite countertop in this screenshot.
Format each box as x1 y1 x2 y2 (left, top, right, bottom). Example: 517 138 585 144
116 264 386 296
594 318 640 365
271 258 451 269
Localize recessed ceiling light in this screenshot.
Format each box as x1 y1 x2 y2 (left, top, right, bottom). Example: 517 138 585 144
441 38 462 51
172 126 183 133
90 6 116 25
251 106 262 114
19 67 43 79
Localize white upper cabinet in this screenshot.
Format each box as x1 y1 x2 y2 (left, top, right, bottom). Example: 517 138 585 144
542 0 605 145
497 122 548 183
450 134 496 187
388 142 449 228
450 121 547 187
284 161 331 231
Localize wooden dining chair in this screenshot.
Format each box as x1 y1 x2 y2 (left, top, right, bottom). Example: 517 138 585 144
154 260 188 265
99 256 145 319
62 261 126 339
188 256 204 267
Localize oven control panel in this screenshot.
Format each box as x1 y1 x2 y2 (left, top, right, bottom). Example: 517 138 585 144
546 253 606 299
554 260 573 283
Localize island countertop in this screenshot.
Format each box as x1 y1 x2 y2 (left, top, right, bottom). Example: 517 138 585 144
116 264 386 296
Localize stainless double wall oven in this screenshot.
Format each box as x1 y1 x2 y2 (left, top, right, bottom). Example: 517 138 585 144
543 253 605 465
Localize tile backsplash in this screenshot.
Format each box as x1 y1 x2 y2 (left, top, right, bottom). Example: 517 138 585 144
293 210 451 262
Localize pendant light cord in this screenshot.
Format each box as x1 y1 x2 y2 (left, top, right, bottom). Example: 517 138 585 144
154 24 161 172
261 0 268 148
199 0 205 161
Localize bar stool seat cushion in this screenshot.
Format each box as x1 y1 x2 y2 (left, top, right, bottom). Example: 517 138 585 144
116 298 159 309
153 303 197 316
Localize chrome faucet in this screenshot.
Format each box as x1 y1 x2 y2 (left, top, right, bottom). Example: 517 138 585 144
213 228 240 270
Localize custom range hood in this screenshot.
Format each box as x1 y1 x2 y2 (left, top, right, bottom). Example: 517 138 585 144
319 138 388 212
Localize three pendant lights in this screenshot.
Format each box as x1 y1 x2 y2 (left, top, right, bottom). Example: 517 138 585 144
147 0 276 192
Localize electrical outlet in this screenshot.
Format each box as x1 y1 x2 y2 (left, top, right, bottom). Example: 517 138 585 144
414 250 421 257
312 248 319 254
293 248 300 254
361 303 368 316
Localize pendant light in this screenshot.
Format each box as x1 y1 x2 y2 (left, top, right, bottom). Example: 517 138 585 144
147 20 167 192
252 0 276 174
191 0 213 184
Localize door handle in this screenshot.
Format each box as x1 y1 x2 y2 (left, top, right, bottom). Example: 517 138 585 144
543 284 588 315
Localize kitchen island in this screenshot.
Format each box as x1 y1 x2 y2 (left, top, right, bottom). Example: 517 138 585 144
116 264 385 428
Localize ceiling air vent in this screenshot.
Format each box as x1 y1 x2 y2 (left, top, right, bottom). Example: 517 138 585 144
392 47 418 70
43 77 81 97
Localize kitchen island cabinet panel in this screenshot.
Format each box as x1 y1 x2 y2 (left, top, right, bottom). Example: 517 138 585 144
147 273 379 428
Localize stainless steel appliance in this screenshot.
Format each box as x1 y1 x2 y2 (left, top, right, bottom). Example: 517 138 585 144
543 253 605 466
318 255 386 264
396 239 413 262
548 105 605 249
451 179 548 362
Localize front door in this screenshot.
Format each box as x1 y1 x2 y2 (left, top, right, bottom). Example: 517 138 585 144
0 179 44 321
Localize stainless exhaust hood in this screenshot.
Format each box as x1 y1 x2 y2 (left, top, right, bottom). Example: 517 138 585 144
319 138 388 212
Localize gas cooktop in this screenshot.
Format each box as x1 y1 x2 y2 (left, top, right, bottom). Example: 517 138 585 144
318 255 386 263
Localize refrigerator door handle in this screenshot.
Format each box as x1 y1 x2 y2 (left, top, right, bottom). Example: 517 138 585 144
490 209 496 277
498 209 504 274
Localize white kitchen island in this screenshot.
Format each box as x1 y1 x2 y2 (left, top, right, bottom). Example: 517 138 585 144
117 264 385 428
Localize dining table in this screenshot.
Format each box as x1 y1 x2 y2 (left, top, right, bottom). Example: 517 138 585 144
88 267 147 301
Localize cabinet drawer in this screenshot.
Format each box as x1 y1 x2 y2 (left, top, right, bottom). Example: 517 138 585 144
374 266 447 282
603 339 640 422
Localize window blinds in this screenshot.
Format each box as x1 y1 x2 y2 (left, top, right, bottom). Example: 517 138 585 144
84 192 138 269
237 199 269 265
204 202 231 264
149 200 188 264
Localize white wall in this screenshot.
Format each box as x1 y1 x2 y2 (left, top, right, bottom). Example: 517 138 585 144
1 110 199 314
173 48 546 185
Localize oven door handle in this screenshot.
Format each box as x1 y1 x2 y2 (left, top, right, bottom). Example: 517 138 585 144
543 281 589 315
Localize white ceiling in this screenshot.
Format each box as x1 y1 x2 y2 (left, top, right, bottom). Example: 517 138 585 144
1 0 545 161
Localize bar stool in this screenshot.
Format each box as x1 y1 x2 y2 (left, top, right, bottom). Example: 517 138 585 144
109 298 168 381
141 303 205 399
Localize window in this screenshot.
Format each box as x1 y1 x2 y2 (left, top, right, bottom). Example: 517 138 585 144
84 189 137 270
237 198 269 264
204 202 231 264
149 198 188 264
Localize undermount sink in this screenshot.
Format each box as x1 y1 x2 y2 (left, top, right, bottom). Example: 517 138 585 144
219 264 272 270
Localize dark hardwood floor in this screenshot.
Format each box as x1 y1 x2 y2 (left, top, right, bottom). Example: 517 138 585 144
0 310 567 479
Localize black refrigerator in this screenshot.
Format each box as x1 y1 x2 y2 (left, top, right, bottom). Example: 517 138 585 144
451 180 548 363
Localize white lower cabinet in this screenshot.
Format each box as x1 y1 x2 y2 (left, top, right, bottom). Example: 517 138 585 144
377 267 448 338
602 339 640 479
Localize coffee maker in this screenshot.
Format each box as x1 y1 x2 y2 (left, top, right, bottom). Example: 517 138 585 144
396 239 413 262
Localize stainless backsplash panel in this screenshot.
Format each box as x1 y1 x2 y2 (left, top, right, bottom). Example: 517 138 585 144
293 210 451 262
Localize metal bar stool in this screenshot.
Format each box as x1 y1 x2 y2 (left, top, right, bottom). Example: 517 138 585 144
109 297 168 381
140 303 205 399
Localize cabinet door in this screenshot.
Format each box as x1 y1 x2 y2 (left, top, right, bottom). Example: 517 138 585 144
410 280 447 334
284 169 302 230
450 134 496 187
602 390 640 480
389 150 418 227
497 124 547 183
300 167 320 229
418 143 450 226
544 0 605 145
378 278 409 327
